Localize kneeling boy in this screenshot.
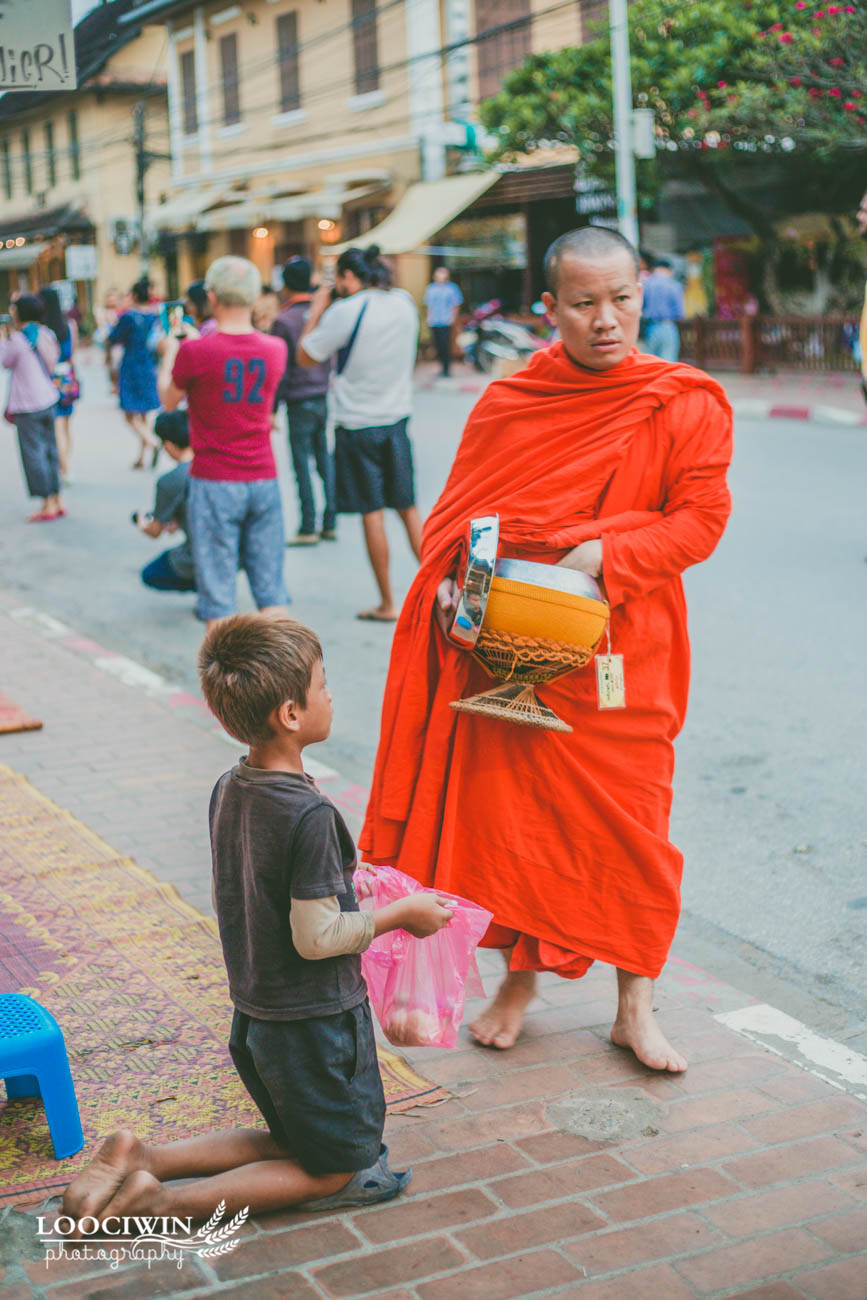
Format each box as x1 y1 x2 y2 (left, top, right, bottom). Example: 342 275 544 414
62 614 452 1228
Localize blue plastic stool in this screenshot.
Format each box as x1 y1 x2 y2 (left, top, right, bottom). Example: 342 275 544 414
0 993 84 1160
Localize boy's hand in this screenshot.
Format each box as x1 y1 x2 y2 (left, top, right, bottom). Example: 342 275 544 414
396 893 455 938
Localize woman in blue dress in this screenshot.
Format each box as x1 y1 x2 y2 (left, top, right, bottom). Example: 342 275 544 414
38 287 79 483
108 278 161 468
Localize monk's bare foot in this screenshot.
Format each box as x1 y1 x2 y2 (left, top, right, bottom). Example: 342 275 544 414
470 970 537 1049
62 1128 151 1227
612 970 687 1073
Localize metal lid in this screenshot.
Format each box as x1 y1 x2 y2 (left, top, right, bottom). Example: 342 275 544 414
448 514 499 649
494 557 603 602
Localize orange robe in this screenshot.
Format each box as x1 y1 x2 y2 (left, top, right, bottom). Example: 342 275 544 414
360 345 733 979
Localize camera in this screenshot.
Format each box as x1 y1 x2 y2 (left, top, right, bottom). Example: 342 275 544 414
131 511 153 526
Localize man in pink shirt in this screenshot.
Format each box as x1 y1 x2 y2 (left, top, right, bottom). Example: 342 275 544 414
158 257 288 630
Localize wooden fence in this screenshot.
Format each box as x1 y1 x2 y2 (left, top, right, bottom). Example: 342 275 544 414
678 316 860 374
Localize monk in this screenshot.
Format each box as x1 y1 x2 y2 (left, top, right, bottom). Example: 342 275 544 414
361 227 733 1071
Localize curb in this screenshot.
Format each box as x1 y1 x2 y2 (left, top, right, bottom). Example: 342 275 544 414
730 398 867 426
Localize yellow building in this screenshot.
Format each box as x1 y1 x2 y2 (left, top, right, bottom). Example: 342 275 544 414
132 0 595 307
0 0 170 316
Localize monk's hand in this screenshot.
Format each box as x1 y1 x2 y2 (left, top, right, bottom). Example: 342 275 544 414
434 575 459 638
558 539 603 578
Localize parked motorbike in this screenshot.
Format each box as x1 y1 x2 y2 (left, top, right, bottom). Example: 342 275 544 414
457 299 551 372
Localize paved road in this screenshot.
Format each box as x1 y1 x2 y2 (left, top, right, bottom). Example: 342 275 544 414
1 353 864 1046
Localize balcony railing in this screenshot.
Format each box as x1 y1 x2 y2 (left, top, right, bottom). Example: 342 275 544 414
679 316 861 374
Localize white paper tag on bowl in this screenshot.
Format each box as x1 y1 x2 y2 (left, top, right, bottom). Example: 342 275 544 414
596 654 626 710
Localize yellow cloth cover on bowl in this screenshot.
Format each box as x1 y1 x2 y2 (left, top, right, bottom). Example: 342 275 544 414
483 577 609 648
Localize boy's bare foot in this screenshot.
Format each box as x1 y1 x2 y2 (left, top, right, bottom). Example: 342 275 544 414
469 970 537 1049
62 1129 150 1222
611 970 687 1073
97 1168 170 1226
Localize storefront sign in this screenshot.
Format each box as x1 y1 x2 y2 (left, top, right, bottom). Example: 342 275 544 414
429 214 527 268
0 0 75 91
65 245 98 281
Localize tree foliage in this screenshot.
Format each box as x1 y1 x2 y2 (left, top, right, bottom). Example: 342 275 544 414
701 3 867 151
479 0 866 238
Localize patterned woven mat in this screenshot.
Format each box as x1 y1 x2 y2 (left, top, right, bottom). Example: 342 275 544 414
0 764 448 1208
0 692 42 735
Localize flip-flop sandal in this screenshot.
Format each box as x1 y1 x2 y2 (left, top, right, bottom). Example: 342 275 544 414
294 1146 411 1212
27 510 59 522
356 609 398 623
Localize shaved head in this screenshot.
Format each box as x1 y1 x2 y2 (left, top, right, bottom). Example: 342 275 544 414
545 227 640 296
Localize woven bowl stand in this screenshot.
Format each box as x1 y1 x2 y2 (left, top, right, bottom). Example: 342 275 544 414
450 629 597 733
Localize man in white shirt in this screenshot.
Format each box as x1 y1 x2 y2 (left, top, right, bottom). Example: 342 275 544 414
298 245 422 622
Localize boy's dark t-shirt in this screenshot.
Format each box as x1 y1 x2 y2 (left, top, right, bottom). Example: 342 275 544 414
209 759 367 1020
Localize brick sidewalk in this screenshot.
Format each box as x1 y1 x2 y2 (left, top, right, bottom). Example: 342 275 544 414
0 602 865 1299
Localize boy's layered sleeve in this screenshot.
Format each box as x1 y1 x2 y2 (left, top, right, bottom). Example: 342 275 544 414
289 802 375 960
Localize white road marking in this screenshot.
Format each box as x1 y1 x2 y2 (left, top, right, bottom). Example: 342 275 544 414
8 607 74 638
93 655 181 695
716 1003 867 1099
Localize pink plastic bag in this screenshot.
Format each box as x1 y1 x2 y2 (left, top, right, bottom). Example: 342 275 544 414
355 865 493 1049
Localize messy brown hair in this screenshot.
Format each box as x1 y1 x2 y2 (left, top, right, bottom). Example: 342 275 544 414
198 614 322 745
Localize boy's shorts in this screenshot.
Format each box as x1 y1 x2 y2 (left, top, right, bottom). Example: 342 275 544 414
187 477 288 621
229 1000 386 1175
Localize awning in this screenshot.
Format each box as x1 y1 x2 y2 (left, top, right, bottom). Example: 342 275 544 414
0 205 92 242
330 171 500 255
147 186 227 231
265 184 384 223
197 199 267 233
0 242 48 269
195 182 387 232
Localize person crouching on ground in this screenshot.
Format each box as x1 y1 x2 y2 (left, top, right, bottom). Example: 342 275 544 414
61 614 454 1229
137 411 196 597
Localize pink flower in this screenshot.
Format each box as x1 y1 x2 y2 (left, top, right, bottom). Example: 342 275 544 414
829 56 845 65
812 26 821 33
717 80 727 88
845 5 856 11
769 22 783 30
844 100 857 110
827 5 840 11
795 1 806 7
808 87 822 96
790 76 803 85
827 86 842 96
814 9 826 16
779 31 795 41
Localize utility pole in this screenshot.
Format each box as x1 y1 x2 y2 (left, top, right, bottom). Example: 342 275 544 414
609 0 639 247
133 101 148 273
133 100 172 274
